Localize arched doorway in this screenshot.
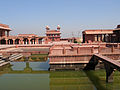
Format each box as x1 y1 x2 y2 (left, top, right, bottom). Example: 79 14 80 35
8 39 13 44
30 38 35 44
15 39 20 44
23 38 29 44
38 38 42 44
0 39 6 44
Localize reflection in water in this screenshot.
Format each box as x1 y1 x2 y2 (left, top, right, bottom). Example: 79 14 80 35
0 74 49 90
0 61 120 90
11 62 26 70
49 71 95 90
29 59 50 71
10 59 50 71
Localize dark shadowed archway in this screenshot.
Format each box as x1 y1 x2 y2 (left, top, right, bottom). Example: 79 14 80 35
0 39 6 44
38 38 42 44
8 39 13 44
23 38 29 44
30 38 35 44
15 39 20 44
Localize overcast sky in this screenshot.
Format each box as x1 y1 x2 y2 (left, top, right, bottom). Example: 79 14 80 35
0 0 120 37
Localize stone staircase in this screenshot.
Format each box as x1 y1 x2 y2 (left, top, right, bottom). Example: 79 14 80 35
0 54 9 67
8 53 23 61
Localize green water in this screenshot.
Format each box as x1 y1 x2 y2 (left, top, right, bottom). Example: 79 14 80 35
0 62 120 90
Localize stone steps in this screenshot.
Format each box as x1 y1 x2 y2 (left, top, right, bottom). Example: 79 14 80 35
9 53 23 61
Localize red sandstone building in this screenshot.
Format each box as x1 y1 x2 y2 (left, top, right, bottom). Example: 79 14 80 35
0 24 11 37
0 23 44 44
0 23 62 45
82 25 120 43
1 23 120 45
82 29 113 43
113 25 120 43
45 25 61 43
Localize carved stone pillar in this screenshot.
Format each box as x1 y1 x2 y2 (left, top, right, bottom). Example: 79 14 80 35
7 31 9 37
6 39 8 45
2 31 5 36
28 38 31 44
13 39 15 44
36 38 38 44
19 40 21 44
20 39 23 44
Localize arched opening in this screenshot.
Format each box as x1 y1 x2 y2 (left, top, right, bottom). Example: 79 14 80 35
30 38 36 44
15 39 20 44
38 38 42 44
8 39 13 44
23 38 29 44
0 39 6 44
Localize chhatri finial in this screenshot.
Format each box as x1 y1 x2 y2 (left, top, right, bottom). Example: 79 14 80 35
46 25 50 30
57 25 60 30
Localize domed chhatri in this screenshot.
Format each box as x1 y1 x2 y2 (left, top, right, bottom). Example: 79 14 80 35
57 25 60 28
45 25 61 42
46 25 50 30
117 25 120 28
57 25 60 30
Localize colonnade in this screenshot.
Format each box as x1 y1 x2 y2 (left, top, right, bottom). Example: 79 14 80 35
0 38 43 45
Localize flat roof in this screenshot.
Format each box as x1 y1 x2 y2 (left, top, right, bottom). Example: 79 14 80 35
83 29 113 34
0 24 11 31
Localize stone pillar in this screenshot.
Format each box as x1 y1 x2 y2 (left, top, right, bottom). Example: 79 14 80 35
13 39 15 44
7 31 9 37
36 38 38 44
6 39 8 45
19 39 21 44
21 39 24 44
36 38 39 44
28 38 31 44
2 31 5 37
18 39 21 44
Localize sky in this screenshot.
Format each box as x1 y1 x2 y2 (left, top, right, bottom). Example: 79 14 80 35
0 0 120 38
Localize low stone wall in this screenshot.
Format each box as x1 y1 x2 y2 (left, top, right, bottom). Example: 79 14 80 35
50 63 87 71
49 43 120 70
